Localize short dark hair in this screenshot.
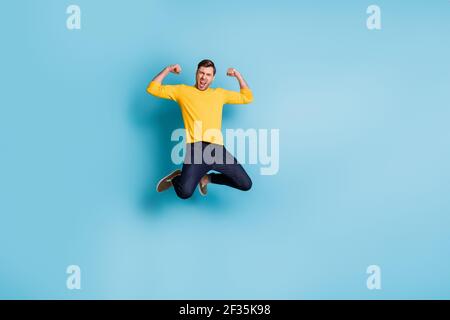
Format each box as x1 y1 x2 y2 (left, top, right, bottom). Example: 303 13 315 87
197 59 216 75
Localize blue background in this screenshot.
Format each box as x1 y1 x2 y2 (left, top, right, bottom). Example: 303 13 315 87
0 0 449 299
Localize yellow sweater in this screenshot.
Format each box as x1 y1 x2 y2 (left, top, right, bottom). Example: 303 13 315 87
147 81 253 145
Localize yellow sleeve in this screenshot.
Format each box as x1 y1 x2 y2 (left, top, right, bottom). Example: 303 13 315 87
222 88 254 105
146 81 180 101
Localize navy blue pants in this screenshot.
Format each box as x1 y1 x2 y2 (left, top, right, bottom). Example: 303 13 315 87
171 141 252 199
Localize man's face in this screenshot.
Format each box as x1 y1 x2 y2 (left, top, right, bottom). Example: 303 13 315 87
195 66 215 91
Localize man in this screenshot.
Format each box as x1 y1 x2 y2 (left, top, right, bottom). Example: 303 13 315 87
147 59 253 199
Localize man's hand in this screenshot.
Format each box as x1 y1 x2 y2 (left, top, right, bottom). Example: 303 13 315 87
226 68 241 78
227 67 249 89
167 64 182 74
151 64 181 85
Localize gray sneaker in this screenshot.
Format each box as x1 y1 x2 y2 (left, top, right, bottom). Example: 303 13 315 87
156 169 181 192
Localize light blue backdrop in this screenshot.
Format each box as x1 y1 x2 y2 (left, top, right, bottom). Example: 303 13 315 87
0 0 449 299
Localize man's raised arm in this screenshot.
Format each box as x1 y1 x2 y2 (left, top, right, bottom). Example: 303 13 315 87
147 64 182 100
223 68 253 104
227 68 250 90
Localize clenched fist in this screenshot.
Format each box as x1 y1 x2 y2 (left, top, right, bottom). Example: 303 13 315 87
168 64 182 74
226 68 240 77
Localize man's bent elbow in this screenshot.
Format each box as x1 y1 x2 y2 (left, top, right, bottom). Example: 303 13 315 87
243 91 253 104
244 96 254 104
146 81 161 96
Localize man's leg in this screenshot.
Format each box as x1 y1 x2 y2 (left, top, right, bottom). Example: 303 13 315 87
171 142 209 199
209 145 252 191
172 163 209 199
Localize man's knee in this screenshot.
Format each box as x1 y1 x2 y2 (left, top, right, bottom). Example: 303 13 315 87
175 184 195 199
239 177 252 191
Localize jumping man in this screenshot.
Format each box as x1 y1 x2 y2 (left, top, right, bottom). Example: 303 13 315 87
147 59 253 199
